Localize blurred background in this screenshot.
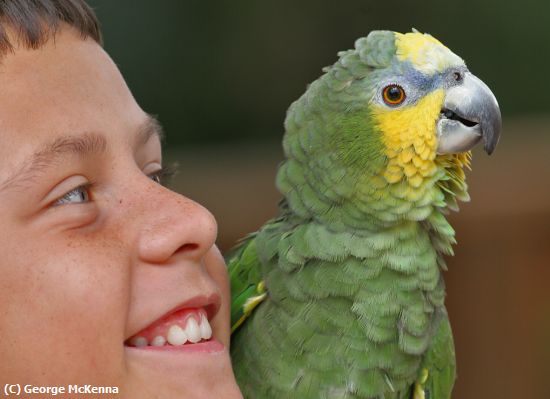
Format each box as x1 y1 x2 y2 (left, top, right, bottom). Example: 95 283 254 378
88 0 549 397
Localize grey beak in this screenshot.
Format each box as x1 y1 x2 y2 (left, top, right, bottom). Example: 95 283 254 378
436 72 502 155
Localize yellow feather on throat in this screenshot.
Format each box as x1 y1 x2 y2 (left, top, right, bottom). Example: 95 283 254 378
372 90 443 188
371 89 471 200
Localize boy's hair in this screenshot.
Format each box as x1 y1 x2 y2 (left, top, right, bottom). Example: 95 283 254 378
0 0 101 55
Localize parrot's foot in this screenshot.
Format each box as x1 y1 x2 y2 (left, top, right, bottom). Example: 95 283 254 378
412 368 429 399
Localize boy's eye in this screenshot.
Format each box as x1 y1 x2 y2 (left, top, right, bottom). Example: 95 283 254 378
149 166 177 186
149 172 162 184
51 166 176 207
53 184 91 206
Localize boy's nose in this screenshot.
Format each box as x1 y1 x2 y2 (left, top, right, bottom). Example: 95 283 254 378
135 184 218 265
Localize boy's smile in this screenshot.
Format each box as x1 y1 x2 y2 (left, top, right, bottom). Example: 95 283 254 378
0 24 241 398
125 295 220 348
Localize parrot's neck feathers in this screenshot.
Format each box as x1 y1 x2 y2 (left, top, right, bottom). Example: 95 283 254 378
276 116 471 231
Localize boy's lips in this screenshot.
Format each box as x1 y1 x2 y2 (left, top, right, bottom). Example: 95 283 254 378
125 294 221 349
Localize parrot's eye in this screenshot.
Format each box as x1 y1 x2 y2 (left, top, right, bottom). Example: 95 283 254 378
382 84 406 106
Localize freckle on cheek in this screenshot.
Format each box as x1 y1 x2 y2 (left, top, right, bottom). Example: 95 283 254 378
63 227 125 253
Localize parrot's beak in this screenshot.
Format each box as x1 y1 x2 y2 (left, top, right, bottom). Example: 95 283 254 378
436 72 501 155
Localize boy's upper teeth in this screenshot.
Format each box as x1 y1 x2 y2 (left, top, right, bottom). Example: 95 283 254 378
199 314 212 339
128 309 213 347
131 336 148 347
186 317 202 343
151 335 167 347
167 325 188 346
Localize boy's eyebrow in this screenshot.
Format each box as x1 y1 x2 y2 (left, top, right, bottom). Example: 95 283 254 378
137 114 165 146
0 114 164 193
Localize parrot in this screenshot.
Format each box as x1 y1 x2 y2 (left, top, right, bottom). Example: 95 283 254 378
228 29 501 399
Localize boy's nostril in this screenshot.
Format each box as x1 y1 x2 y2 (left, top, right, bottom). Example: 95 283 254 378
177 243 199 253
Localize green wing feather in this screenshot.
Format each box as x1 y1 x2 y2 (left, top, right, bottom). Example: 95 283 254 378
227 234 267 333
413 309 457 399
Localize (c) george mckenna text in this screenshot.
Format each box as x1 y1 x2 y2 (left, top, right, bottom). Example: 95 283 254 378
22 384 119 396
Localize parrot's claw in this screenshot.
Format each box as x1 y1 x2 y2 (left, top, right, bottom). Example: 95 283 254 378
412 368 429 399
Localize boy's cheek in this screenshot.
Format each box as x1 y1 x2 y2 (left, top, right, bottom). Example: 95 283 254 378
203 246 231 345
204 245 230 300
0 231 130 380
0 282 125 387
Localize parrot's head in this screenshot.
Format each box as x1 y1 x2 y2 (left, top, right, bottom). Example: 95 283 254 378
359 30 501 158
279 30 502 225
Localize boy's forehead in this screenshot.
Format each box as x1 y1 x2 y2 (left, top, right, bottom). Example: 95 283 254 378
0 27 148 177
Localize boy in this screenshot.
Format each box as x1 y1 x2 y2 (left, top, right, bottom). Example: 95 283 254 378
0 1 242 398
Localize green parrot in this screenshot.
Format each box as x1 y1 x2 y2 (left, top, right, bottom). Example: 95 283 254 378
228 29 501 399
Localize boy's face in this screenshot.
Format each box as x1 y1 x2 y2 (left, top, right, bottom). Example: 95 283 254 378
0 27 241 398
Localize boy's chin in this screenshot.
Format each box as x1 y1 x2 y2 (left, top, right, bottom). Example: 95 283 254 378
124 349 242 398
